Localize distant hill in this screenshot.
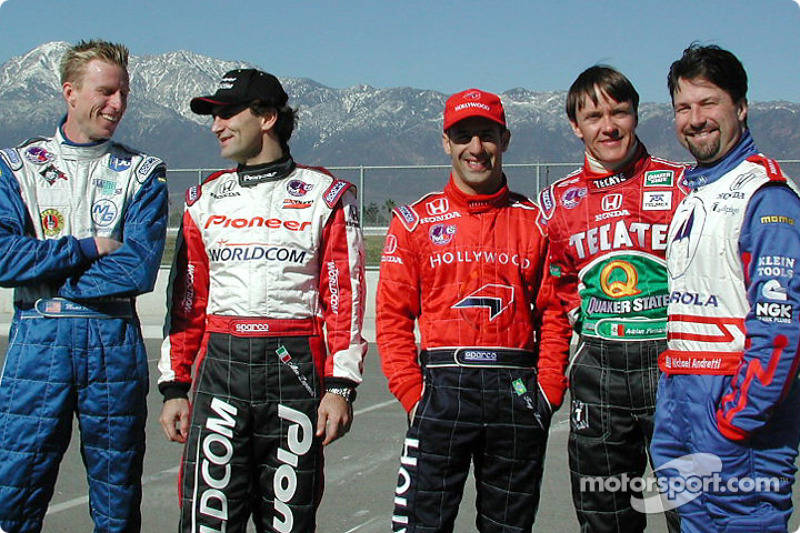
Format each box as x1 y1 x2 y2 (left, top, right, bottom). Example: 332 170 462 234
2 41 798 213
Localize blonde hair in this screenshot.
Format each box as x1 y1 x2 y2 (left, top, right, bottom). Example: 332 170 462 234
60 39 129 87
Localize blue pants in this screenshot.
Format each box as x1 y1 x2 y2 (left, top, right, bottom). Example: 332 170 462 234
651 373 800 533
0 308 149 532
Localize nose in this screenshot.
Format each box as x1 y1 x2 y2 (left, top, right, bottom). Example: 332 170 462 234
211 116 225 134
688 106 706 129
108 91 124 111
599 114 618 135
466 134 483 153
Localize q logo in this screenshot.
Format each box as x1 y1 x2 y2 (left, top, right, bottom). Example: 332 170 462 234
600 260 641 298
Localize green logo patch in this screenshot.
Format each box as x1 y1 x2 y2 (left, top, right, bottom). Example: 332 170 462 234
644 170 674 187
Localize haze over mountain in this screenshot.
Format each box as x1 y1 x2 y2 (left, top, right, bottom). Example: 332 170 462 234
1 41 798 210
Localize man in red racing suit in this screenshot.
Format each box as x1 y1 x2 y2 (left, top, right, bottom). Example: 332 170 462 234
377 88 569 532
537 66 685 532
158 69 366 533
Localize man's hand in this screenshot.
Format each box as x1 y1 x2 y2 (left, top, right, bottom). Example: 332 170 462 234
160 398 191 443
94 237 122 256
316 392 353 446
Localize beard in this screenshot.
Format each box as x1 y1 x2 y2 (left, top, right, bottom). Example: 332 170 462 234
684 135 721 164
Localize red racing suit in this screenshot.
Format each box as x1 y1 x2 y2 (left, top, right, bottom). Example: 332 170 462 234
377 175 569 532
537 142 686 532
378 175 568 412
158 156 366 533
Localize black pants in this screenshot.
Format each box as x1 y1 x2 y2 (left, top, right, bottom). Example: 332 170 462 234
568 337 679 533
178 333 323 533
392 360 551 532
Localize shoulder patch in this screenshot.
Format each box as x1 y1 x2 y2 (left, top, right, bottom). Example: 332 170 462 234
135 155 165 183
748 155 786 182
323 179 353 208
0 148 22 171
393 204 420 232
538 186 557 220
186 185 201 206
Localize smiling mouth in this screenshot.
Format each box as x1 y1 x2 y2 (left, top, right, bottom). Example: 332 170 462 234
100 113 118 123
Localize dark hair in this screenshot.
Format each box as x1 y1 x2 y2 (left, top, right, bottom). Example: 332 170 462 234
668 43 748 104
566 65 639 122
250 100 298 150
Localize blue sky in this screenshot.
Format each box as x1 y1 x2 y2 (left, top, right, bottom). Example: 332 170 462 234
0 0 798 103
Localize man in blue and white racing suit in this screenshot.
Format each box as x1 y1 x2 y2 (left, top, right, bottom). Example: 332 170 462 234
0 40 168 532
651 44 800 532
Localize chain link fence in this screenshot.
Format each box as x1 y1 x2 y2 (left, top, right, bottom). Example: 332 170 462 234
165 160 800 233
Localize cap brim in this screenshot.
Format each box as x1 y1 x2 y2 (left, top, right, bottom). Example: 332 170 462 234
190 96 242 115
444 112 506 131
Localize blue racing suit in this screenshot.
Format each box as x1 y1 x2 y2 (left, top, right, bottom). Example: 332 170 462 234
651 131 800 532
0 125 168 532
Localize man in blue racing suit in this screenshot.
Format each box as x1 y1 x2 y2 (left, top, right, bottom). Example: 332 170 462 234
651 44 800 532
0 40 168 532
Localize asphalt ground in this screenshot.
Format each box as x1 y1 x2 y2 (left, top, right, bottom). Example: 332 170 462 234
1 328 799 532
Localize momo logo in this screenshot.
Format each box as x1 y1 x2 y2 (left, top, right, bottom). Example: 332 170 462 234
452 284 514 321
602 194 623 212
426 198 449 216
600 260 641 298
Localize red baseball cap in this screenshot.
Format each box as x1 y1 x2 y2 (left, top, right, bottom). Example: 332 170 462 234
443 89 506 131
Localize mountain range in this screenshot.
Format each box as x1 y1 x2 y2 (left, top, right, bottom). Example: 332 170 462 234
1 41 798 207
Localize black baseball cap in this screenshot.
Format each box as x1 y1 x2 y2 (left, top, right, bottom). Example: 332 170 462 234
190 69 289 115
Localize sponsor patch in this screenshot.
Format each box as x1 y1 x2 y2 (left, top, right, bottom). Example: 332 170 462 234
730 171 759 191
561 187 587 209
549 263 562 277
40 209 64 237
760 215 795 225
1 148 22 170
282 199 312 209
210 178 240 200
109 155 132 172
137 156 161 179
91 199 119 227
394 205 419 232
762 279 788 301
186 185 201 206
287 179 314 197
755 302 792 323
383 234 398 254
461 350 498 363
323 180 350 208
426 198 449 216
539 188 555 216
512 378 528 395
602 193 623 212
642 191 672 211
429 223 456 245
40 164 68 186
93 178 123 196
24 146 52 165
644 170 674 187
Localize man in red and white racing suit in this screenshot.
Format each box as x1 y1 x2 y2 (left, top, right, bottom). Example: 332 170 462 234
377 89 569 532
158 69 366 533
538 66 685 532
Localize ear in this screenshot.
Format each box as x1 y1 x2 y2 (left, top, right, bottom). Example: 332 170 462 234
500 129 511 152
63 82 75 107
737 99 748 124
260 109 279 133
569 119 584 140
442 132 452 156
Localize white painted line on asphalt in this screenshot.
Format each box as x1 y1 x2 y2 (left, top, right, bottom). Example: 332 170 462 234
43 399 397 516
354 399 396 416
342 515 383 532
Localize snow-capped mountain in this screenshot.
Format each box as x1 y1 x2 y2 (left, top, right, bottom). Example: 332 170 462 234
1 41 798 177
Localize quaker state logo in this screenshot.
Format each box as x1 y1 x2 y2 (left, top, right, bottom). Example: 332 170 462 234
41 209 65 237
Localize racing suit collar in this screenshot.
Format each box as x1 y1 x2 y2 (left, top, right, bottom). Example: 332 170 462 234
683 130 758 190
237 154 296 187
56 118 112 161
445 173 509 214
582 140 649 191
